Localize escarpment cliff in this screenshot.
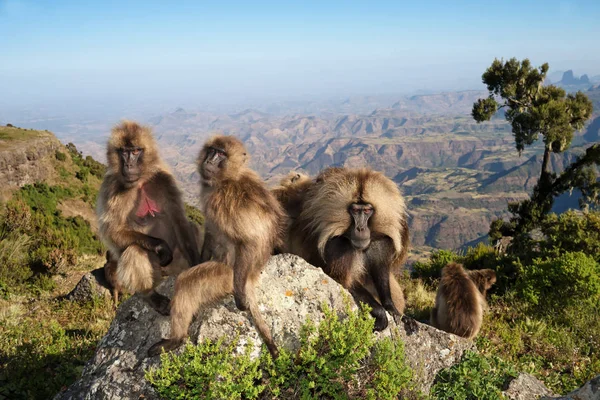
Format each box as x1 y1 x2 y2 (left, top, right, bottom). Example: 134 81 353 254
0 127 64 197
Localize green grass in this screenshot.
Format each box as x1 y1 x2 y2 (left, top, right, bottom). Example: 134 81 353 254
0 289 115 400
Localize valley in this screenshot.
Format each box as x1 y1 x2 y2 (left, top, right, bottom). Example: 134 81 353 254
8 86 600 253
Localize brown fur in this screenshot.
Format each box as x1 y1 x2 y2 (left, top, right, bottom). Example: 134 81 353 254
103 251 121 305
430 263 496 339
271 172 313 252
148 135 285 357
96 121 202 314
288 167 411 331
271 171 312 218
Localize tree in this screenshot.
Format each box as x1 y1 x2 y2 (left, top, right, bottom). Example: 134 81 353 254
473 58 594 234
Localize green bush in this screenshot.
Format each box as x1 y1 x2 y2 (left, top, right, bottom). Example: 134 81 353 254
515 251 600 309
412 249 458 283
67 143 105 180
146 304 417 400
431 351 518 400
55 151 67 161
540 211 600 262
0 183 103 292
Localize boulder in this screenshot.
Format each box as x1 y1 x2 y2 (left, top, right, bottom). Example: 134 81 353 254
64 268 112 303
55 254 475 399
504 373 555 399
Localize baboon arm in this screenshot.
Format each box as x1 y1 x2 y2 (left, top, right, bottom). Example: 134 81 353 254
154 172 202 266
110 229 164 253
173 212 202 266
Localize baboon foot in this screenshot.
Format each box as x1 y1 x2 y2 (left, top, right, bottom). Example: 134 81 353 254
266 341 279 359
234 293 249 312
372 308 389 331
147 338 184 357
399 314 419 335
147 292 171 316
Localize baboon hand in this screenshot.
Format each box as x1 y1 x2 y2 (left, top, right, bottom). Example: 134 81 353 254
154 240 173 266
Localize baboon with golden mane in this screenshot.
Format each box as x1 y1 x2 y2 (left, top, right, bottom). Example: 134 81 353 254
96 121 202 314
288 166 411 331
148 135 284 357
430 262 496 339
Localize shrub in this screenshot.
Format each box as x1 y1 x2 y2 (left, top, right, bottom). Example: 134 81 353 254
412 249 458 283
146 304 417 400
540 211 600 262
55 151 67 161
75 167 89 182
430 351 518 400
147 338 264 400
515 251 600 309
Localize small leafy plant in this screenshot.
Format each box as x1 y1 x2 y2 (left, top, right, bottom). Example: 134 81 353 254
146 304 418 399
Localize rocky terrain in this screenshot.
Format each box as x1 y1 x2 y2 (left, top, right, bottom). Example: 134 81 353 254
56 254 598 400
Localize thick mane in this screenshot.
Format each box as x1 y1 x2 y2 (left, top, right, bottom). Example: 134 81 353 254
300 167 407 257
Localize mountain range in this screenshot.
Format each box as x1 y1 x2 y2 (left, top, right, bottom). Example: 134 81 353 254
5 85 600 256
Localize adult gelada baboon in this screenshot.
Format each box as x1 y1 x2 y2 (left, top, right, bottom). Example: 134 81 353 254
430 262 496 339
288 167 412 331
96 121 202 314
148 135 284 357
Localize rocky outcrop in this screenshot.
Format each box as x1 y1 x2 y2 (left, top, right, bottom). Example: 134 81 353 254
55 254 476 399
504 373 556 399
560 70 591 86
0 132 62 191
65 268 112 303
54 254 598 399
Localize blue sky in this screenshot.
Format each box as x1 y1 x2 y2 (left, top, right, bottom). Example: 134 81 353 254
1 0 599 106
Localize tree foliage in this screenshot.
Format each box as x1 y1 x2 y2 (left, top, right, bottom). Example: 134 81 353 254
473 58 595 234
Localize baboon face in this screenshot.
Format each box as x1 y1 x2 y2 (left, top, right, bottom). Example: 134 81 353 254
198 135 247 185
119 144 144 183
347 203 374 250
200 146 229 184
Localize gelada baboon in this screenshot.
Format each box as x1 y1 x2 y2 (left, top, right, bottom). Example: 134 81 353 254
103 250 121 305
271 171 312 219
289 167 411 331
96 121 202 314
148 135 284 357
430 262 496 339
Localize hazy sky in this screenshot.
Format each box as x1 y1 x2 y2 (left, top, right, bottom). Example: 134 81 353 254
1 0 599 107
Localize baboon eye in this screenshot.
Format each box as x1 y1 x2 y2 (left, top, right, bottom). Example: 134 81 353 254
132 148 142 155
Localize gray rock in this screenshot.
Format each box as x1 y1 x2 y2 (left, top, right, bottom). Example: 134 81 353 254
55 254 474 399
543 374 600 400
65 268 112 302
504 373 555 400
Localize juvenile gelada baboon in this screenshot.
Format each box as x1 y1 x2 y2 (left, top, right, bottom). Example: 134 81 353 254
148 135 284 357
288 167 412 331
430 262 496 339
96 121 202 314
103 250 121 305
271 171 312 219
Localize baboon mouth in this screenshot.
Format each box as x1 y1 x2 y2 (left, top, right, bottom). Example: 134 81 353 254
351 238 370 250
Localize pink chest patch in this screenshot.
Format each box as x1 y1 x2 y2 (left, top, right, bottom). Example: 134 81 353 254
136 186 161 218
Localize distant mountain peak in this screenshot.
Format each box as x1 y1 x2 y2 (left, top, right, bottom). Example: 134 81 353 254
560 70 590 85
